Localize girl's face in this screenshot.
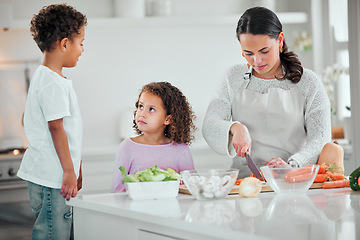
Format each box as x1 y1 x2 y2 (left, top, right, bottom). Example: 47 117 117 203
63 26 85 68
239 33 284 79
135 91 171 135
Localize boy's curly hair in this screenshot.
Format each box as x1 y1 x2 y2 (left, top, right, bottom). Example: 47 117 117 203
133 82 196 145
30 4 87 52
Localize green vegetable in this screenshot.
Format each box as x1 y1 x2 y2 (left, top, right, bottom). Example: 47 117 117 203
349 166 360 191
166 167 181 181
120 165 181 183
119 166 140 183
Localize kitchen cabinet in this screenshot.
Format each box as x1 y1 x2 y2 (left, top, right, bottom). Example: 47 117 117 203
68 188 360 240
12 12 307 29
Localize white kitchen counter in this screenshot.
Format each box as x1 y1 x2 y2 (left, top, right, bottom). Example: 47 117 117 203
68 187 360 240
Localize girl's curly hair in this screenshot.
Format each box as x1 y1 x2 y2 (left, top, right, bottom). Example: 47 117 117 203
133 82 196 145
30 4 87 52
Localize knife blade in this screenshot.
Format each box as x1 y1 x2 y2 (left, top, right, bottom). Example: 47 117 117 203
245 151 262 179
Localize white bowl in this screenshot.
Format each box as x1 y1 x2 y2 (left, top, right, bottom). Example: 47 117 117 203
260 165 319 194
181 169 239 200
125 180 180 200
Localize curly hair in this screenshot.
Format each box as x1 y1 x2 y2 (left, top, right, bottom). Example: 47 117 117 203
30 4 87 52
236 6 303 83
133 82 196 145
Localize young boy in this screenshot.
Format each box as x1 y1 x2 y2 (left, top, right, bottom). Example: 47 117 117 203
17 4 87 239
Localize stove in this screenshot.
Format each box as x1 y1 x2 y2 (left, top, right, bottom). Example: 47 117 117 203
0 148 28 203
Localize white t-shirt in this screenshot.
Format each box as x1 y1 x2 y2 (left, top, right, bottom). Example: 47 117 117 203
17 65 82 189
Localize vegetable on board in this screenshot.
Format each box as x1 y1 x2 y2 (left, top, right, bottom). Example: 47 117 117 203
322 179 350 189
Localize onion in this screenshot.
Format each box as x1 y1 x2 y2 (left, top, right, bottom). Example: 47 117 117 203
238 177 262 197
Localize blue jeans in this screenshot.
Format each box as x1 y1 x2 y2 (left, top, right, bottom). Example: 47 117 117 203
27 181 73 240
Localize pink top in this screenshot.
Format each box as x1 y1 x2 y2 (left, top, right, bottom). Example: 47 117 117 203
111 138 195 193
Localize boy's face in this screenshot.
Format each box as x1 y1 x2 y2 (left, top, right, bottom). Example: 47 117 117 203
63 26 85 68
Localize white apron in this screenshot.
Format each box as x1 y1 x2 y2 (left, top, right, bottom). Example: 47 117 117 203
231 68 307 178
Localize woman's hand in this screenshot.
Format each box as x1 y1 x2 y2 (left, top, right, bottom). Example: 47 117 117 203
230 123 252 158
265 157 288 168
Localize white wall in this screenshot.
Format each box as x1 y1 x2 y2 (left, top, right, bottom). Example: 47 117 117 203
0 0 248 150
0 0 315 193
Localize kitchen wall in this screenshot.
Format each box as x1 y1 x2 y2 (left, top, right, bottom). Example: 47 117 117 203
0 0 313 193
0 0 312 149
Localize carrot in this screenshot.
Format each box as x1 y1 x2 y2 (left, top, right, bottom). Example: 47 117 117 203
249 173 264 181
235 179 243 185
318 164 328 174
325 171 337 181
333 173 345 181
314 173 328 183
284 168 312 178
322 179 350 189
284 173 314 183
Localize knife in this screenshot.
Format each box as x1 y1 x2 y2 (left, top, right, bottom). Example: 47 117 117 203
245 151 262 179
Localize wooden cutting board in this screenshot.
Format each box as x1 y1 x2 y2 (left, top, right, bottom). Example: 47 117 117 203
179 182 323 195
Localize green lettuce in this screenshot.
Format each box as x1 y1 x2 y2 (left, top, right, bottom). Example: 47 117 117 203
120 165 180 183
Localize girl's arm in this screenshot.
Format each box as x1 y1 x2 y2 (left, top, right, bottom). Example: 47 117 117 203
48 118 78 201
111 141 129 193
178 146 195 171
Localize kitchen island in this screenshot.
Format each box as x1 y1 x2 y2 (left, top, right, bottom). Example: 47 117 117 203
68 188 360 240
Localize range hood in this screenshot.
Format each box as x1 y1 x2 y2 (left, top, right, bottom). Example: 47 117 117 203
0 3 12 31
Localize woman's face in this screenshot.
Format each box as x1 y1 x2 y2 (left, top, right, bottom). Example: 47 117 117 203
239 33 284 79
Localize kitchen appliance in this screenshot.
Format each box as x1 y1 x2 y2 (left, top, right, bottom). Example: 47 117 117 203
0 148 34 238
0 148 28 203
0 3 12 31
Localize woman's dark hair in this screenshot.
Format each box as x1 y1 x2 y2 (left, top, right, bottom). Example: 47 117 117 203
30 4 87 52
133 82 196 145
236 7 303 83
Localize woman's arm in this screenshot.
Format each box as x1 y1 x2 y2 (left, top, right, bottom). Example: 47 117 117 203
202 66 246 156
288 70 332 166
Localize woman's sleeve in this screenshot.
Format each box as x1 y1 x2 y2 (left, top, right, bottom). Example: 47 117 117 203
110 141 130 193
202 69 240 156
288 71 332 166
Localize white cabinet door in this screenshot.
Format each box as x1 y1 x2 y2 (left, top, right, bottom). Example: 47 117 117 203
138 230 184 240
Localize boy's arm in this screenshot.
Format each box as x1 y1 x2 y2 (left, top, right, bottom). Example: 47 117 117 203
48 118 78 201
77 161 82 191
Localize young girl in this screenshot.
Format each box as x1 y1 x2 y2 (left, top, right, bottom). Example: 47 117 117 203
111 82 196 192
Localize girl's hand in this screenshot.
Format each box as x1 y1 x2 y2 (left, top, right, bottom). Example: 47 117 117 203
230 123 252 158
265 157 288 168
61 171 78 201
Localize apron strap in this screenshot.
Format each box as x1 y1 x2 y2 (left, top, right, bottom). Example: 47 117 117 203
242 66 252 89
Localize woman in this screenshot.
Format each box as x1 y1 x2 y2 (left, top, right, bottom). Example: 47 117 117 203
202 7 332 178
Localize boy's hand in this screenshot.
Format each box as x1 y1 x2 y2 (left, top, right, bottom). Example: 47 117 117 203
60 171 78 201
77 163 83 191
